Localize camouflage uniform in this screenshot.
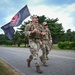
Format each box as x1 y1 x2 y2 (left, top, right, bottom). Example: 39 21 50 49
43 28 52 55
25 22 43 66
40 23 52 64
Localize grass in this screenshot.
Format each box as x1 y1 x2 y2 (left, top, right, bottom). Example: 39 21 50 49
0 60 20 75
0 44 29 48
52 44 60 50
52 44 75 52
0 44 75 51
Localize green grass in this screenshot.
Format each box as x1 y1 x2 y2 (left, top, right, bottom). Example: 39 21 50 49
51 44 75 52
52 44 60 50
0 44 29 48
0 44 75 51
0 60 20 75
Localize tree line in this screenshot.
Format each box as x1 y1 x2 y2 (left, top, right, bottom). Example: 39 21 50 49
0 15 75 47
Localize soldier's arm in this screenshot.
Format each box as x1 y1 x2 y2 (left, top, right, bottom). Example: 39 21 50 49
25 24 38 36
24 24 32 36
48 29 52 42
40 25 46 36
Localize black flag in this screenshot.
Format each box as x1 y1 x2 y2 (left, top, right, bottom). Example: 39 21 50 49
1 5 30 40
1 22 15 40
10 5 30 27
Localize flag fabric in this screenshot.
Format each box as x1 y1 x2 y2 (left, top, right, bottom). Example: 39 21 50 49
10 5 30 27
1 22 15 40
1 5 30 40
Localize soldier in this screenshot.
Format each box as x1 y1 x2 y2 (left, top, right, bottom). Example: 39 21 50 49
24 15 44 73
40 22 52 65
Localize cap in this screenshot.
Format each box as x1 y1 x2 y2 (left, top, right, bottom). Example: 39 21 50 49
42 22 47 26
30 15 39 19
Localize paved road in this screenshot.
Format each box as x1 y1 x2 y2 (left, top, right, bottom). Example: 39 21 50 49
0 46 75 75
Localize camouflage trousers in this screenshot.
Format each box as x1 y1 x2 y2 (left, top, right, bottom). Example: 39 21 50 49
40 40 51 62
28 39 40 66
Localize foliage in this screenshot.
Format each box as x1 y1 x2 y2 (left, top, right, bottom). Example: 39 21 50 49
45 18 64 44
0 34 8 45
58 41 75 50
5 40 13 46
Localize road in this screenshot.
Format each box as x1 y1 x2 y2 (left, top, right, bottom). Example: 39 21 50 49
0 46 75 75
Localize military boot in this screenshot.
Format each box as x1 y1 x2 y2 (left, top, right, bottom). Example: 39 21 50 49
36 65 43 74
40 56 43 62
43 62 48 67
27 59 31 67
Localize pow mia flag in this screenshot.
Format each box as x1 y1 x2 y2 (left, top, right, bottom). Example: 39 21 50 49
1 5 30 40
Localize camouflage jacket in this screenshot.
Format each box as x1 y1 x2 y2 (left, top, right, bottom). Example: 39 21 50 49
25 22 43 39
41 28 52 41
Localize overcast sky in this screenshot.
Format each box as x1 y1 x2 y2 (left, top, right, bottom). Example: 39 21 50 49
0 0 75 33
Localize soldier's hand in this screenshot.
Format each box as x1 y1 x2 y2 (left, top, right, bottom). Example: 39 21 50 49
41 32 45 36
39 41 42 45
32 28 37 33
50 40 52 43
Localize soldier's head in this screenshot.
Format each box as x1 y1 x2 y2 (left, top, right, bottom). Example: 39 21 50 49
42 22 48 28
30 15 39 23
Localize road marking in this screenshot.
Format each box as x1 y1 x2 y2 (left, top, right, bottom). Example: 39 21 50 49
49 54 75 60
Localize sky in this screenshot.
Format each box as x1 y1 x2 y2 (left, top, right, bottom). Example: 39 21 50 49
0 0 75 34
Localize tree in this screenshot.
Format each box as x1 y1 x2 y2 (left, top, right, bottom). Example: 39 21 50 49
5 40 13 46
16 22 29 47
38 15 46 24
13 31 22 47
0 34 8 45
63 29 75 42
45 18 65 44
66 29 72 41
